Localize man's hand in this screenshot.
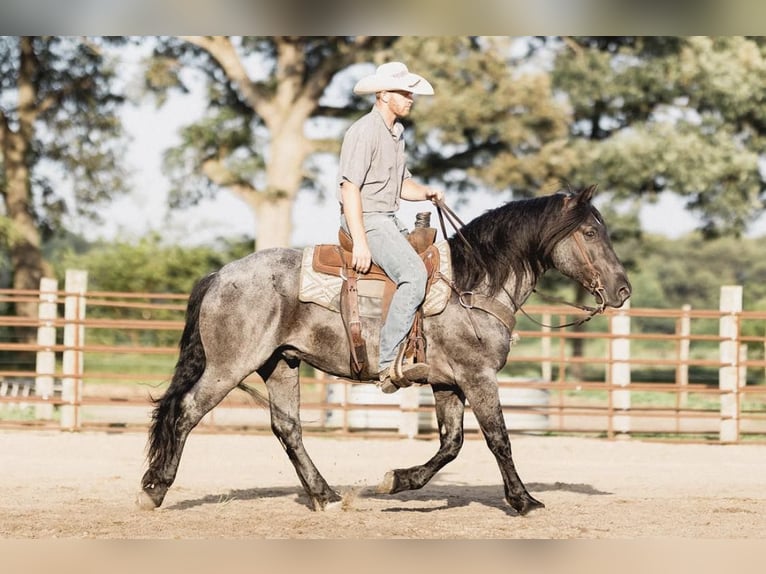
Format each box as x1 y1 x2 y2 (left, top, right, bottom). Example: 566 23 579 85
351 241 372 274
426 187 444 204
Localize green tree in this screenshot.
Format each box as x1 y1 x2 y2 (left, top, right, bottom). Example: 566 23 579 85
549 36 766 238
396 37 572 195
635 234 766 310
146 36 577 249
146 36 397 250
52 232 251 294
488 36 766 372
0 36 129 325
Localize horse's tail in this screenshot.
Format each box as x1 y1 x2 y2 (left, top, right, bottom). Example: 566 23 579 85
146 272 217 470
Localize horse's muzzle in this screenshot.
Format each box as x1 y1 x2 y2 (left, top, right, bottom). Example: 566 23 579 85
608 278 632 308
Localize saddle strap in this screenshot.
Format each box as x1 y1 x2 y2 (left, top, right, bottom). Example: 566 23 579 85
404 309 427 364
339 256 368 378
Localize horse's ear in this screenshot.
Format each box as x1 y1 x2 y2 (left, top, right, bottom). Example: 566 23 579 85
579 184 597 204
562 184 597 209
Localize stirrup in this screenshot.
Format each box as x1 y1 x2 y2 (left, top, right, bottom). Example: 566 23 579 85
378 345 430 394
378 364 430 394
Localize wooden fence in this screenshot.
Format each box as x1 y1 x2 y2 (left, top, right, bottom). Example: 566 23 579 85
1 271 765 443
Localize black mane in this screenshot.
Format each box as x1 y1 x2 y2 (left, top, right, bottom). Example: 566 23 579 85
448 191 597 298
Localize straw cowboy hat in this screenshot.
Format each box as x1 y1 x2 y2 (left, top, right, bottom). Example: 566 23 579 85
353 61 434 96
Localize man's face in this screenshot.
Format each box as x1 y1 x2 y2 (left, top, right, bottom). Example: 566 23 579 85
384 90 414 118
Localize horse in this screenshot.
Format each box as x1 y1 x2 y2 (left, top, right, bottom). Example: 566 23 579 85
137 185 631 516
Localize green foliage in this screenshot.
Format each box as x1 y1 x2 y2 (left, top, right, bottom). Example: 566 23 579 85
548 36 766 238
630 233 766 310
163 106 263 209
47 233 252 346
1 36 130 229
139 36 766 248
51 232 250 294
146 36 395 218
401 36 572 194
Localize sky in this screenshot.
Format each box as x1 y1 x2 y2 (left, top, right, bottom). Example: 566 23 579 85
71 42 762 248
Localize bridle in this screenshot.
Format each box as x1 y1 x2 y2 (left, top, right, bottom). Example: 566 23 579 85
434 198 606 331
570 231 607 313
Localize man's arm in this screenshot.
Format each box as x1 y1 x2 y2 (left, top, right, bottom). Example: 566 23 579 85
401 178 444 203
340 180 372 273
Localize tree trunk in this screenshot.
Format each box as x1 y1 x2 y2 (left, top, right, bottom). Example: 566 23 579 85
2 37 45 342
232 128 307 251
4 135 45 347
251 196 295 251
254 109 311 250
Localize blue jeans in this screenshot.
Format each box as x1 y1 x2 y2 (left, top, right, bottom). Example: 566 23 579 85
342 212 427 372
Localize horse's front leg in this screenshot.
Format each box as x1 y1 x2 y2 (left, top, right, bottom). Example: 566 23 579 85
264 357 342 511
462 374 544 515
377 383 466 494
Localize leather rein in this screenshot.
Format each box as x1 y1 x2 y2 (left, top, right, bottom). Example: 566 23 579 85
434 198 606 332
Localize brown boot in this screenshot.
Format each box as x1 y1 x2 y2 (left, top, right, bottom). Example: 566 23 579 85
378 363 430 394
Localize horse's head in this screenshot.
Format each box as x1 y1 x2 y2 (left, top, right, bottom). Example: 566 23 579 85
549 185 632 309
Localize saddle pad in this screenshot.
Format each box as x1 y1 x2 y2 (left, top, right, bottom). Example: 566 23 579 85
299 240 452 318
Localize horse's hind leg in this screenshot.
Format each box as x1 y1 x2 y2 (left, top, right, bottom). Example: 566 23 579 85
138 368 239 510
378 383 466 494
264 357 342 511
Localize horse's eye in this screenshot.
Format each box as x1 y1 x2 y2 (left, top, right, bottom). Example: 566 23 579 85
582 227 597 240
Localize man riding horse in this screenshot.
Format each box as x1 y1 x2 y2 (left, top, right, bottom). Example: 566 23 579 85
338 61 444 394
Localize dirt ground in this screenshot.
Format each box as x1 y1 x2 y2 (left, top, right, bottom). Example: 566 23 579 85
1 430 765 539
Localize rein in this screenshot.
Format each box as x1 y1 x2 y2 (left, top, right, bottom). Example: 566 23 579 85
514 288 603 329
434 198 473 253
434 199 606 331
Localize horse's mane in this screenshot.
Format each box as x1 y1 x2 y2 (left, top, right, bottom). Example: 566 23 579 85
448 191 597 298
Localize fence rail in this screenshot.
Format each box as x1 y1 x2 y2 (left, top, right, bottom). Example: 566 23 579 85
1 273 765 443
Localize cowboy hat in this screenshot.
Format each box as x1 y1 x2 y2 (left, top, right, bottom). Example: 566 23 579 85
353 62 434 96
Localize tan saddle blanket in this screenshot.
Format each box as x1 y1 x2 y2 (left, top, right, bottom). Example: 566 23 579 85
298 240 452 318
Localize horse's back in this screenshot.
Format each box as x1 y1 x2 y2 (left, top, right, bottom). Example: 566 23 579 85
215 247 303 292
200 247 303 323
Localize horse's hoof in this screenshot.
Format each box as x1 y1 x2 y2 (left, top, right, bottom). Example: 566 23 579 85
376 470 396 494
322 500 344 512
135 490 159 511
509 494 545 516
311 490 343 511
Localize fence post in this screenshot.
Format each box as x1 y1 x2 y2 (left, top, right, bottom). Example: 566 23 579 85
610 299 631 437
541 316 552 381
35 277 58 420
676 304 691 407
719 285 742 443
61 270 88 430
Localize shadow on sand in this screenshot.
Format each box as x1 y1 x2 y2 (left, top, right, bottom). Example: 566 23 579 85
167 480 611 516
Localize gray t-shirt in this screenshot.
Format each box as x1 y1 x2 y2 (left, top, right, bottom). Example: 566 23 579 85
337 107 412 213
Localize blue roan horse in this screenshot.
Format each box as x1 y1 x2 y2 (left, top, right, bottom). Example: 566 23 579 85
138 185 631 515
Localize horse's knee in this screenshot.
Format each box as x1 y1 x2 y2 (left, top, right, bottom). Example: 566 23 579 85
271 417 301 449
